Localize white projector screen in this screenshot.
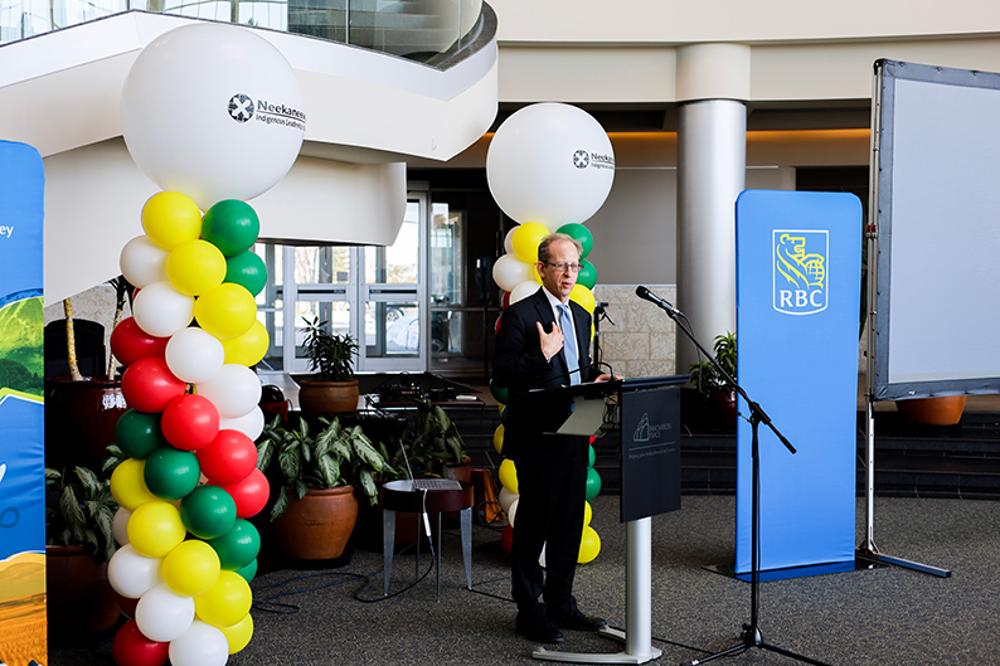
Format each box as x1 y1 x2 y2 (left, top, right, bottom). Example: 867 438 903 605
874 60 1000 400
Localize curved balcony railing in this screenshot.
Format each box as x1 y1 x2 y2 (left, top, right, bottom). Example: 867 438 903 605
0 0 489 65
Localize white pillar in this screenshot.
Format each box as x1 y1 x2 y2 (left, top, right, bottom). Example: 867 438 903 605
675 43 750 370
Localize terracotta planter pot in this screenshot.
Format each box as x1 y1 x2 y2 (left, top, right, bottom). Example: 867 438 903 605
896 396 967 426
46 545 120 641
710 388 738 427
271 486 359 560
296 378 360 416
45 377 127 468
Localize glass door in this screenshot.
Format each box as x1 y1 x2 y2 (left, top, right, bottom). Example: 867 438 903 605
355 193 427 371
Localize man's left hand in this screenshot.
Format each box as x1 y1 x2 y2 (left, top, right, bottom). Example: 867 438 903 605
594 373 623 383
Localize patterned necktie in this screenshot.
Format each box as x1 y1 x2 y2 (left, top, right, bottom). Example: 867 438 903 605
558 303 581 385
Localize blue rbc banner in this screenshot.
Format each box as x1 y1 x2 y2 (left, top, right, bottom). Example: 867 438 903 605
735 190 861 574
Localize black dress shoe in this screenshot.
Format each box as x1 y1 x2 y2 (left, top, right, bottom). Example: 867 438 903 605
547 606 607 632
516 612 565 643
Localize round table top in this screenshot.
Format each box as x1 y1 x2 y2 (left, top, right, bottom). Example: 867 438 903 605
381 479 474 513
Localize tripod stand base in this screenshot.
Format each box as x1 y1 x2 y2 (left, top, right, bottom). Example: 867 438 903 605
855 547 951 578
683 626 831 666
532 627 663 664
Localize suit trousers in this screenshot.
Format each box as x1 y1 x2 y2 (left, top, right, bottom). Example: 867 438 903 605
510 443 587 614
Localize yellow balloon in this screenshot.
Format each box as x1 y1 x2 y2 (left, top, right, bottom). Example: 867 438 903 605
110 458 157 510
166 239 227 296
498 459 518 494
493 425 505 454
220 613 254 654
497 402 505 416
511 222 551 264
533 264 543 285
195 570 253 628
583 501 593 528
194 283 257 341
128 500 186 558
578 525 601 564
162 539 221 596
570 284 596 314
142 191 202 250
222 320 269 366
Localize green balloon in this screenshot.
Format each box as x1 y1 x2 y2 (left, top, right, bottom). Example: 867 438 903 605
225 251 267 296
577 259 598 290
201 200 260 258
210 519 261 570
556 223 594 258
489 378 509 404
585 467 602 501
588 445 596 468
115 410 164 460
180 485 237 539
235 558 258 583
143 447 201 500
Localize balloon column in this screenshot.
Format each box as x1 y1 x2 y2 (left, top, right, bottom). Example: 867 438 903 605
487 103 615 564
107 21 305 666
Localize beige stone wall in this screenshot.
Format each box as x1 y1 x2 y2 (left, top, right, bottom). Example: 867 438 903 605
43 284 121 367
593 284 677 379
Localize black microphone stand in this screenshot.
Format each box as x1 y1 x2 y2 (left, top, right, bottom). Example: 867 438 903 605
642 297 829 666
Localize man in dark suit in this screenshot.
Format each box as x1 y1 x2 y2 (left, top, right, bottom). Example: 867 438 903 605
494 232 612 644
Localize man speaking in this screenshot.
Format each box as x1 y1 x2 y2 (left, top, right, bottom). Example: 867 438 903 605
494 232 611 644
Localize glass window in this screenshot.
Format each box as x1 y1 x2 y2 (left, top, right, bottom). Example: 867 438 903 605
430 203 464 306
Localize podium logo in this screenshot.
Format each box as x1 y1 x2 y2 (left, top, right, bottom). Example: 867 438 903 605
773 230 828 315
633 412 672 443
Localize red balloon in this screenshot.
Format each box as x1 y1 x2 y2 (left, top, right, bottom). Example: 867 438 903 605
220 468 269 518
197 429 258 485
112 620 169 666
494 315 503 336
121 357 187 413
161 394 220 451
502 291 511 309
500 525 514 555
110 317 168 367
115 591 138 617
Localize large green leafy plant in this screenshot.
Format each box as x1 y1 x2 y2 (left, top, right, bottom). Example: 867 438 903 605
302 316 358 381
45 466 117 562
688 331 737 395
381 400 466 480
257 417 393 521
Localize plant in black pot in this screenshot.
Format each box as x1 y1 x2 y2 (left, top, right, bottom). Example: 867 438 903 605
257 416 393 560
45 465 122 641
294 316 360 416
688 331 738 428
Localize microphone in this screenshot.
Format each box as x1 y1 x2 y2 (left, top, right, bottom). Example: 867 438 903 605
635 285 681 317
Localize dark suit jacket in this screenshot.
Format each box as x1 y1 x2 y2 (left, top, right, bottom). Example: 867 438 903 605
493 287 596 461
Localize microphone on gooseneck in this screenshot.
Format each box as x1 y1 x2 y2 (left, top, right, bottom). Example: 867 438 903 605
635 285 681 317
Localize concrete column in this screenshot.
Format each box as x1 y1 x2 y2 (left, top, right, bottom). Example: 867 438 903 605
676 44 749 370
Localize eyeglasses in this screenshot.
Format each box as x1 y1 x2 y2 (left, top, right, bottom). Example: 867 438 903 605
543 262 583 273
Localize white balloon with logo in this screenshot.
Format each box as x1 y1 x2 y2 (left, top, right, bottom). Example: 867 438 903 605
487 103 615 226
121 23 305 209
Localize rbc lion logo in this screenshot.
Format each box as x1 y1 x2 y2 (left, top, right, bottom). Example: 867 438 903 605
773 230 829 315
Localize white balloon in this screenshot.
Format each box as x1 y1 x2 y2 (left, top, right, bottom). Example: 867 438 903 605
509 280 540 305
120 236 167 288
135 583 195 643
108 544 160 599
507 498 519 527
487 103 615 226
133 281 195 338
219 407 265 441
503 227 517 254
498 487 518 514
196 365 262 418
492 254 533 293
121 24 305 209
112 507 132 546
539 543 547 569
168 621 230 666
166 328 225 384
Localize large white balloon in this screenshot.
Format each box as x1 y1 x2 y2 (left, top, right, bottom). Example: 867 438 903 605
121 24 305 209
120 236 168 288
492 254 533 293
135 583 195 642
487 103 615 226
112 507 132 546
108 544 160 599
169 621 230 666
509 280 539 305
219 407 265 441
196 365 262 418
133 281 195 338
167 328 225 384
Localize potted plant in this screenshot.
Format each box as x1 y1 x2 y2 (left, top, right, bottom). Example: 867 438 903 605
294 315 360 416
257 416 393 560
895 395 968 426
45 465 121 641
688 331 738 427
382 399 469 482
